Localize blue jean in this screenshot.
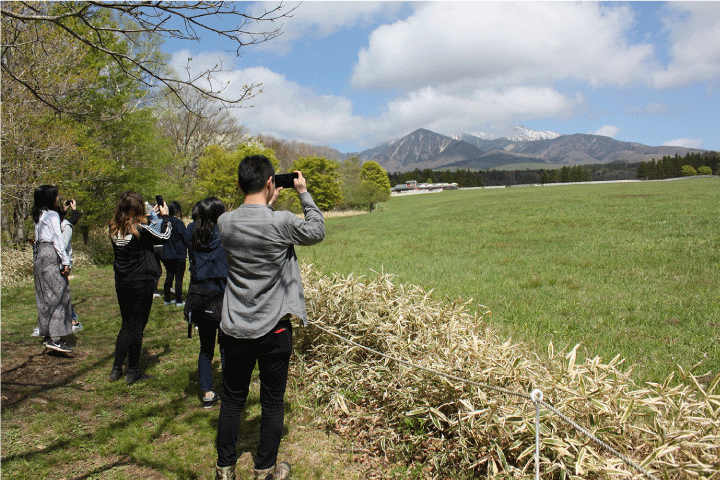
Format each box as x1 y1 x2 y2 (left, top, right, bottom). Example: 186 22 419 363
196 318 225 392
215 319 292 470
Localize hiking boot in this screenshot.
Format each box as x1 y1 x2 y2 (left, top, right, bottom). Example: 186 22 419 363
45 339 72 353
126 369 155 385
109 366 123 381
253 461 291 480
215 464 235 480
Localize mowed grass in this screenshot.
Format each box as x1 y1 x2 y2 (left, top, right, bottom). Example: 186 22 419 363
298 177 720 385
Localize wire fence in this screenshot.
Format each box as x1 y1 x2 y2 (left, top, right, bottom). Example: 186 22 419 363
309 319 659 480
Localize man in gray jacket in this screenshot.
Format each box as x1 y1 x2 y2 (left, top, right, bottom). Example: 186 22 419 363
215 154 325 480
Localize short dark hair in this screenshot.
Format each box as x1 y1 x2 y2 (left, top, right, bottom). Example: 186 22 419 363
168 200 182 218
237 155 275 195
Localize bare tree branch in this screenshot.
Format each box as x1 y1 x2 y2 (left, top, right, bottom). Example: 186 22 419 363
1 1 294 118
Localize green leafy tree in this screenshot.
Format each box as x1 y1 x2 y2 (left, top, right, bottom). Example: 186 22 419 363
338 157 365 209
196 141 278 209
292 156 342 211
360 161 391 211
681 165 697 176
697 166 713 176
1 5 170 240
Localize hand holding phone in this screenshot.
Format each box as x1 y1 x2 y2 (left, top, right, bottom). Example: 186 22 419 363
274 172 298 189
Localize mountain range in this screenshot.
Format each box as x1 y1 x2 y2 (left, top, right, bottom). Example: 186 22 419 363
353 127 706 173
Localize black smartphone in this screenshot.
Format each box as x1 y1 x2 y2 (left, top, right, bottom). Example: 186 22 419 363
155 195 164 207
274 172 298 189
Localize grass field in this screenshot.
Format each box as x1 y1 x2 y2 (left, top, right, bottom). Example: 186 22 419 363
2 176 718 479
298 177 720 385
0 268 368 480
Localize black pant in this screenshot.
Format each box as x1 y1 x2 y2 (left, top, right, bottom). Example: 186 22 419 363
216 320 292 470
114 280 155 371
161 258 186 303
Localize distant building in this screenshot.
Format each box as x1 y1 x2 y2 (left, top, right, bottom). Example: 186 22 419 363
391 180 459 194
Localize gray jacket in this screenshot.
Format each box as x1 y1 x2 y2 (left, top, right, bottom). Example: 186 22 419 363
218 192 325 339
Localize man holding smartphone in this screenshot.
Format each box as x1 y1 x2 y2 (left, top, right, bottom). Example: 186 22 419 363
214 155 325 480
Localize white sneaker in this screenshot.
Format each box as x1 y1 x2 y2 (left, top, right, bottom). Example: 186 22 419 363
72 322 83 333
31 327 40 337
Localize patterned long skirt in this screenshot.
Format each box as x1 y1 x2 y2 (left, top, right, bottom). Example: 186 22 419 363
33 241 72 339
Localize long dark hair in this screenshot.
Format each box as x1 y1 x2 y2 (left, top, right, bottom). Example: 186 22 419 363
191 196 225 249
32 185 60 223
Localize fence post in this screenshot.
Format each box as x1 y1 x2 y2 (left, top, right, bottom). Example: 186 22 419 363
531 389 544 480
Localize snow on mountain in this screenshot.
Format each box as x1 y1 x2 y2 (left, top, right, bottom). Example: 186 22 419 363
455 126 561 143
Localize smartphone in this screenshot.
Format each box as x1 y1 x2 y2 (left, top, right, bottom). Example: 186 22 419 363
155 195 164 207
274 172 298 189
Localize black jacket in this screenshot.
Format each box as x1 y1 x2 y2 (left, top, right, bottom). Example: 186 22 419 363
162 216 188 260
112 219 172 282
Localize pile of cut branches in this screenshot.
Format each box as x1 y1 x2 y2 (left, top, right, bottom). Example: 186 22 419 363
295 265 719 479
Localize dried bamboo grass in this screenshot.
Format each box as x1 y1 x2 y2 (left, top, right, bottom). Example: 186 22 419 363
1 243 94 289
295 264 720 479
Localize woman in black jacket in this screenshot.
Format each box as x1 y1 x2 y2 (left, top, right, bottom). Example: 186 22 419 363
109 192 171 385
184 197 227 408
162 201 188 306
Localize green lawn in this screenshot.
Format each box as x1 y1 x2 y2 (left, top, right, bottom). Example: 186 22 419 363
298 177 720 385
0 266 364 480
2 177 718 479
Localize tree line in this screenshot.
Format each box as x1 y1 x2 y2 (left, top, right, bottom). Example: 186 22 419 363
1 2 389 245
388 152 719 189
637 152 720 180
388 162 641 188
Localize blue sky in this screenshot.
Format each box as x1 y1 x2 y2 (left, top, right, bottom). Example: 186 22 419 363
163 1 720 154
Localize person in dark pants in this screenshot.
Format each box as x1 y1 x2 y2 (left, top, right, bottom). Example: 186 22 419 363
109 192 171 384
214 155 325 480
162 201 188 306
184 197 228 408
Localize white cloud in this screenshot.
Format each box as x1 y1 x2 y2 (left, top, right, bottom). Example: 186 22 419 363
245 2 405 54
169 49 584 149
381 85 582 138
593 125 620 138
651 3 720 88
662 137 702 149
351 2 655 90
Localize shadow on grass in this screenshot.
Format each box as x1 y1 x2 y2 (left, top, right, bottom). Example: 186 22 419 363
1 393 207 479
0 345 114 411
